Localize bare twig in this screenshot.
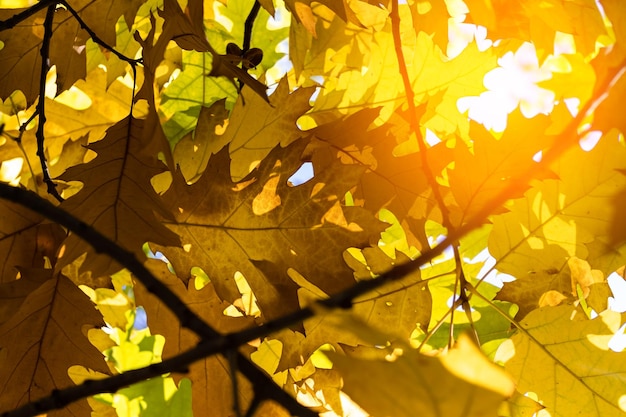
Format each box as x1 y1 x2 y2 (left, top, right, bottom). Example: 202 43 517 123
58 0 142 66
36 5 64 202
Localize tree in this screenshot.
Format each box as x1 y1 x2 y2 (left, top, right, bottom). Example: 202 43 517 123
0 0 625 416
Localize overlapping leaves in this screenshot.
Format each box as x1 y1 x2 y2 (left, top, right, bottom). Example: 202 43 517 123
1 0 626 417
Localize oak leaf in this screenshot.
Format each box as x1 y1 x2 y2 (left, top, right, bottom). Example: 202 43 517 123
134 260 256 417
311 108 451 250
0 0 143 104
0 271 110 416
448 110 556 226
0 200 65 283
0 267 50 325
463 0 606 56
157 140 384 320
57 117 180 276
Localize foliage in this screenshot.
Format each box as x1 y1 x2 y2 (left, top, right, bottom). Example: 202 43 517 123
0 0 625 416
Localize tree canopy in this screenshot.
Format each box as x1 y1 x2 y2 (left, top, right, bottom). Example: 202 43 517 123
0 0 626 416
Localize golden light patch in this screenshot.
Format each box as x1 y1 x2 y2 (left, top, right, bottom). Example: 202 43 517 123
252 175 281 215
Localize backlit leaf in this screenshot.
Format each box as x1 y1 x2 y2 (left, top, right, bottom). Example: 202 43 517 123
495 305 626 417
331 333 515 417
58 117 180 276
0 271 110 416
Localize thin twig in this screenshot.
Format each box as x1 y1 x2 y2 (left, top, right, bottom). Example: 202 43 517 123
242 0 261 52
391 0 468 348
0 183 316 417
1 108 41 196
453 245 480 345
36 5 64 202
59 0 142 66
228 350 243 417
417 297 461 351
389 0 451 229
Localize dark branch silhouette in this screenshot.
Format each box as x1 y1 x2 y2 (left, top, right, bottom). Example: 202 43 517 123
36 4 64 202
0 0 56 31
0 183 316 417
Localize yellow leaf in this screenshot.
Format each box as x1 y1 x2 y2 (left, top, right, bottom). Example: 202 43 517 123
330 333 514 417
495 305 626 416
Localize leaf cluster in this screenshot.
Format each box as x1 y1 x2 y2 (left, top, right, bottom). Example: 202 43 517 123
1 0 626 416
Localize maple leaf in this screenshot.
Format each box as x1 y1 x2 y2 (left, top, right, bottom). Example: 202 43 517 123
410 0 450 52
157 140 384 321
57 116 180 276
495 305 626 417
0 270 110 416
0 200 65 283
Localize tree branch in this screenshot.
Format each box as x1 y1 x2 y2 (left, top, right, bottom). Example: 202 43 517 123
0 0 56 31
0 184 316 417
242 0 261 52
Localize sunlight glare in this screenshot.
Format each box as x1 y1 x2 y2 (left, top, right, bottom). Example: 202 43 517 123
0 157 22 184
457 43 556 132
608 272 626 313
579 130 602 151
608 323 626 352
